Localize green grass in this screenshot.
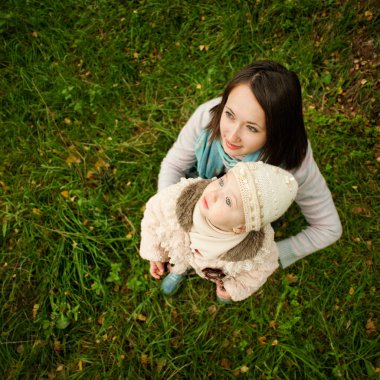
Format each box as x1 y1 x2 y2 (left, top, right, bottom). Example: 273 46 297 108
1 0 379 378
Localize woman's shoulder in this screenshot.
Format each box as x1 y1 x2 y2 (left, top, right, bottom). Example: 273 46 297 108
289 140 315 176
193 97 222 119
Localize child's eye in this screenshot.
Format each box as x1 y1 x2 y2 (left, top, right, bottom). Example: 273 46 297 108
226 197 231 207
247 125 258 133
218 178 224 187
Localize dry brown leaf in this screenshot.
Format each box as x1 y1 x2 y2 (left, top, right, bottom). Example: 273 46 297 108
208 305 217 315
258 336 267 345
286 273 298 284
53 340 61 352
156 357 166 373
366 318 377 335
352 206 371 217
16 344 24 354
171 309 178 319
269 320 276 329
98 314 105 325
272 339 279 346
241 365 249 373
220 358 231 369
140 353 149 365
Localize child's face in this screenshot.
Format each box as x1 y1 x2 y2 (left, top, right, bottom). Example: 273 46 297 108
220 84 267 158
200 172 245 233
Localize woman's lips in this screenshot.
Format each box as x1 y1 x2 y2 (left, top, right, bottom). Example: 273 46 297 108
225 139 241 150
202 196 208 209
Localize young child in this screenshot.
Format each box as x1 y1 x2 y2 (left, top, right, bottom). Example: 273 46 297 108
140 162 298 302
158 60 342 276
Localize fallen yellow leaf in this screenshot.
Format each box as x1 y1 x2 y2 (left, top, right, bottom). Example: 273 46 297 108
32 208 41 215
61 190 69 198
286 273 298 284
32 304 39 319
78 360 83 371
86 170 95 179
133 313 147 321
349 287 355 296
94 159 110 171
140 353 149 365
66 155 80 165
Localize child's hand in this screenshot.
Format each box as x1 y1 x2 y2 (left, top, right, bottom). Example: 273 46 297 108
216 283 232 300
149 261 166 279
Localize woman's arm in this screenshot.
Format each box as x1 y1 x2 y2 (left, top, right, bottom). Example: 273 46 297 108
157 98 221 191
278 142 342 268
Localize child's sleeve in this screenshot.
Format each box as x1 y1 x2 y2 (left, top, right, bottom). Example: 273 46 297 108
222 244 279 302
139 195 170 263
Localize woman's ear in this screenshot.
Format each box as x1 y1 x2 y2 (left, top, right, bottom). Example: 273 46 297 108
232 225 246 234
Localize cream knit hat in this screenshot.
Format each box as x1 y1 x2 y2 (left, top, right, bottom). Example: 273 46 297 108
230 162 298 232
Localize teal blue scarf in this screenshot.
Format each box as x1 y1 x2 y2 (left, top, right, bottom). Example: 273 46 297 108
194 129 263 178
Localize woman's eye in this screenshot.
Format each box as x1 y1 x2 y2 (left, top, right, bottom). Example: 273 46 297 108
247 125 258 133
225 110 233 119
219 178 224 187
226 197 231 207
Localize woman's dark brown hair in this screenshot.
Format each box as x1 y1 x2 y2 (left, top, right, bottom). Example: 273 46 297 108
206 61 308 170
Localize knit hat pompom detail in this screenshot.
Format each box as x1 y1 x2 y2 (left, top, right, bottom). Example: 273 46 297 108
230 162 298 232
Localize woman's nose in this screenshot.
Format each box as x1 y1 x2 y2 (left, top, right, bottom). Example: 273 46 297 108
229 125 241 142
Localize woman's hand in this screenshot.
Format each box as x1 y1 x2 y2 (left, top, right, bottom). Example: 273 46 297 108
149 261 166 279
216 282 232 300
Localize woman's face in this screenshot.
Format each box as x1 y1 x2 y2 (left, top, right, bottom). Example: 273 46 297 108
220 84 267 158
199 172 245 233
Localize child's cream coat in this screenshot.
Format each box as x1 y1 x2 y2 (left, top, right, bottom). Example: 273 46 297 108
140 178 279 301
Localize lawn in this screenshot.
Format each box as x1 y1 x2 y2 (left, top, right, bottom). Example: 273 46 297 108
0 0 379 378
